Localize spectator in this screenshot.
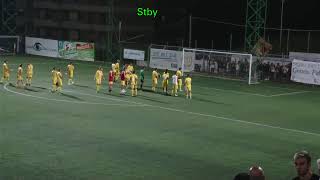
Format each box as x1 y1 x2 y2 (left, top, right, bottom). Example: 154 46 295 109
292 151 320 180
249 165 265 180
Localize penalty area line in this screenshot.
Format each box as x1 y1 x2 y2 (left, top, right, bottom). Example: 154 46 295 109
63 88 320 137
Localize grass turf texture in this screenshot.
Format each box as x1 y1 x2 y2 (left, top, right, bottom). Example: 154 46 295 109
0 55 319 180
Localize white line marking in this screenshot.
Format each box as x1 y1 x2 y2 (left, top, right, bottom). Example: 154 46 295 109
2 64 319 137
61 89 320 137
3 85 146 107
268 91 310 97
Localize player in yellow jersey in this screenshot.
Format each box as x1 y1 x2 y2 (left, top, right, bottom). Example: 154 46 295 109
51 67 58 92
127 63 134 73
56 69 63 93
94 67 104 93
184 74 192 99
115 60 120 81
176 67 183 91
151 68 159 92
1 60 10 84
125 65 131 87
67 62 75 85
162 69 170 94
130 70 138 97
16 64 24 88
26 64 33 86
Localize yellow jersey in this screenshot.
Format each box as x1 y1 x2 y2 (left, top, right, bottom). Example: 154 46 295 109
162 72 170 81
95 70 103 80
152 70 158 80
52 70 58 83
115 63 120 71
27 64 33 77
176 70 182 79
3 63 9 77
57 71 63 86
17 67 23 80
127 65 134 73
67 64 74 75
130 74 138 85
185 77 192 86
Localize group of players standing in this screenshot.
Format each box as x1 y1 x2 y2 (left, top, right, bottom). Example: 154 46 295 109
2 60 192 99
93 60 192 99
1 61 34 88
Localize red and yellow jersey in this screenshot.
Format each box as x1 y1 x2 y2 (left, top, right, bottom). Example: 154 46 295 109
109 70 115 82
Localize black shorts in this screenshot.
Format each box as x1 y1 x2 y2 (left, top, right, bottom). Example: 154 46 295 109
140 79 144 83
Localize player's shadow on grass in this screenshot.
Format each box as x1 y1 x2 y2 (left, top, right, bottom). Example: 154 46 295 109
24 87 40 92
60 93 83 101
33 86 48 90
137 94 168 104
73 84 91 89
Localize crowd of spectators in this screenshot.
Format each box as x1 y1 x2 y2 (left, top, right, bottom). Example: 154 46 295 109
197 57 293 82
233 151 320 180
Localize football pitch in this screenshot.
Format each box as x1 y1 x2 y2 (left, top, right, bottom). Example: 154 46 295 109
0 55 319 180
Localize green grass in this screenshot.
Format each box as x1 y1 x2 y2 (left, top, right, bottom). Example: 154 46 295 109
0 55 319 180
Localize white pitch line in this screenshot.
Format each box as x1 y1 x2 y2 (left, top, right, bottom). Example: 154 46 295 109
3 84 146 107
63 89 320 137
268 91 310 97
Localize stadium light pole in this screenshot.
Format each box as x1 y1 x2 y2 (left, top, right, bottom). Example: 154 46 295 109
279 0 286 53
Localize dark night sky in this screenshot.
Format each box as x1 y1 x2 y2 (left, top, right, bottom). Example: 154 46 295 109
155 0 320 50
158 0 320 29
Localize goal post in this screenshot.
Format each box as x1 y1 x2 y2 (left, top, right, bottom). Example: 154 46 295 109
0 35 20 55
182 48 256 85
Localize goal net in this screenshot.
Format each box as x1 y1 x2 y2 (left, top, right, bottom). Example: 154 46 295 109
0 36 20 56
182 48 257 85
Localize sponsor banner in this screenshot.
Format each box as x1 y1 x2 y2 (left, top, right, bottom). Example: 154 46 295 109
123 49 145 61
58 41 95 61
291 59 320 85
149 48 194 72
25 37 58 57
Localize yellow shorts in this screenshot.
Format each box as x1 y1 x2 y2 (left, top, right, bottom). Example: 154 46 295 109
3 73 9 78
152 79 158 85
162 80 168 88
131 84 137 90
69 73 74 79
121 80 125 86
178 79 182 85
186 85 192 92
52 80 57 86
57 80 63 86
27 74 33 78
96 79 102 85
